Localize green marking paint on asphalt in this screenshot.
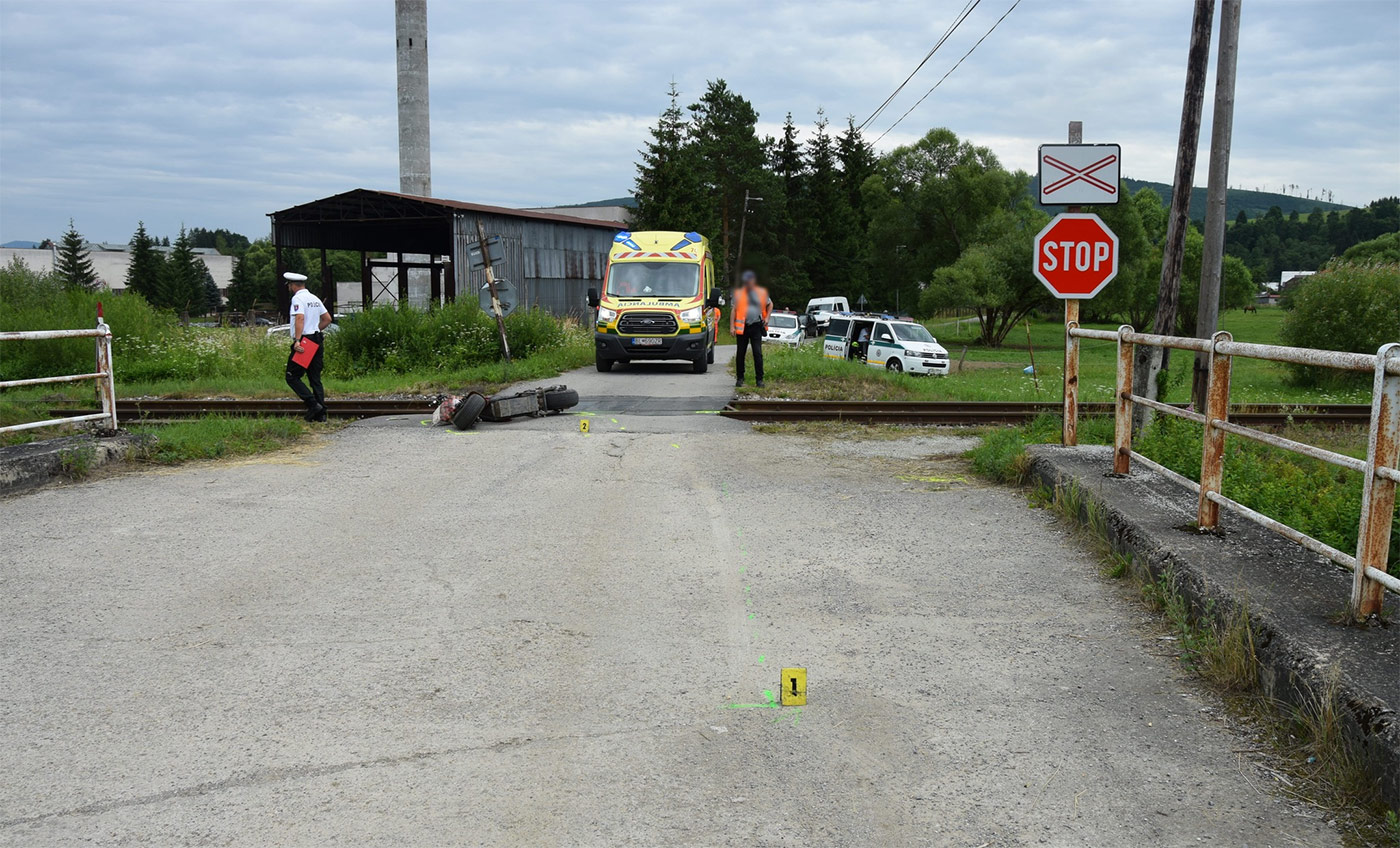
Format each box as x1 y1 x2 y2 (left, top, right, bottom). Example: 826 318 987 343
724 689 779 710
757 655 765 664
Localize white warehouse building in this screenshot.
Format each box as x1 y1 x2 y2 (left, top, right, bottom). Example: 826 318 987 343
0 243 235 300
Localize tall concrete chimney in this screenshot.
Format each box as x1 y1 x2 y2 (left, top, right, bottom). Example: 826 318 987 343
395 0 430 197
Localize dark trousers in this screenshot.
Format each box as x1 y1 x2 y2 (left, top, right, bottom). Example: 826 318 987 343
735 322 765 383
285 332 325 409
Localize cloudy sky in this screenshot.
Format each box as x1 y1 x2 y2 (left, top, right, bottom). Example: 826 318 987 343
1 0 1397 244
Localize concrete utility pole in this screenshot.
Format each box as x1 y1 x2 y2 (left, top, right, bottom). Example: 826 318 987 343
1192 0 1242 411
1134 0 1215 430
395 0 431 197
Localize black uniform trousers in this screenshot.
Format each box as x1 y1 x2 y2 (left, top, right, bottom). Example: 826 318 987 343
285 331 325 410
735 321 765 383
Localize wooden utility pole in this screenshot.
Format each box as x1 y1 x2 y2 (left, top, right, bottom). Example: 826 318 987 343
1134 0 1215 430
475 219 512 363
1192 0 1242 411
1062 120 1083 445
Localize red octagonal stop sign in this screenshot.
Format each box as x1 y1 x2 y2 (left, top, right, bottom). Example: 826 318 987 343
1033 213 1119 299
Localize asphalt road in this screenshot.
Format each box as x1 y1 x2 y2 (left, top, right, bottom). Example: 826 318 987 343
0 347 1339 846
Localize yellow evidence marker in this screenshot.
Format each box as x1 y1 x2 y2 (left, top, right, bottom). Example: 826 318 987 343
780 667 807 706
579 418 590 434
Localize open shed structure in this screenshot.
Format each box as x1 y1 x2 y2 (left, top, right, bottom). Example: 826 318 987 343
268 189 625 319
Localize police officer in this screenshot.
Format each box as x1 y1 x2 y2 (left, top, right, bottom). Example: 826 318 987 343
731 269 772 388
283 272 331 421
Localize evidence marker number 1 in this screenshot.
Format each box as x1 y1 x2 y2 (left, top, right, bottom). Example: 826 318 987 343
780 667 806 706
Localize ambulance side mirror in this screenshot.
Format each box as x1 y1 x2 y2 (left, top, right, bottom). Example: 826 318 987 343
705 291 720 309
586 288 600 308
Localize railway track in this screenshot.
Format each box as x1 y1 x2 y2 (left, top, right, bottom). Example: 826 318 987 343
42 398 1371 427
49 398 433 422
721 400 1371 427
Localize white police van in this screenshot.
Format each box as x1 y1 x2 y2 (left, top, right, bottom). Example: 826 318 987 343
822 314 951 376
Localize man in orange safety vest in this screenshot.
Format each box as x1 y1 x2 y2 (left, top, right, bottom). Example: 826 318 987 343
731 269 773 388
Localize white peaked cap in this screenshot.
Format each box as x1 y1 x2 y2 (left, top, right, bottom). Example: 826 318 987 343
283 272 308 282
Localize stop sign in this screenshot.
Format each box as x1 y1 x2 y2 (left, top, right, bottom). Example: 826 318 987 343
1033 213 1119 299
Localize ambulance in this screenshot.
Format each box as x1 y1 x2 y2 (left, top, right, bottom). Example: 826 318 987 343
822 313 952 376
588 231 720 373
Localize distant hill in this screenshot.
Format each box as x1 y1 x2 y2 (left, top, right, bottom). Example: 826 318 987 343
1 240 40 249
571 196 638 209
1030 177 1351 221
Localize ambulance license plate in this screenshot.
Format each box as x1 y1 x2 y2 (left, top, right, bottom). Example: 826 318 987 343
633 338 664 346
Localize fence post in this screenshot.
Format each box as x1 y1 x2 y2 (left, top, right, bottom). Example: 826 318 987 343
1114 325 1135 474
1197 330 1233 529
95 318 118 431
1063 303 1079 445
1351 342 1400 619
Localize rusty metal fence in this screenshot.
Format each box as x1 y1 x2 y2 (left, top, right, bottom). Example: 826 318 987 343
0 317 118 434
1063 322 1400 619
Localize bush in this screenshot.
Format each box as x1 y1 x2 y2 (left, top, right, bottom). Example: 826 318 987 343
1280 262 1400 387
0 257 176 382
327 301 576 377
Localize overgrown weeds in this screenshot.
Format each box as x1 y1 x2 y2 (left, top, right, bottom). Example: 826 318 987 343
58 443 96 480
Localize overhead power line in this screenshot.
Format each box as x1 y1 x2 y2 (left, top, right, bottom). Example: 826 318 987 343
873 0 1025 145
858 0 981 132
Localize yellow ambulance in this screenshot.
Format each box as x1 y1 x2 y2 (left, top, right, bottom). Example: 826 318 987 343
587 231 720 373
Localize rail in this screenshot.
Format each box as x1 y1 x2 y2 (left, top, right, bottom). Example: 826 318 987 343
1063 322 1400 619
0 316 118 434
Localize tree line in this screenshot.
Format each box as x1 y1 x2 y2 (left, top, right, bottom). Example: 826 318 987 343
1222 197 1399 284
46 219 358 316
632 80 1288 345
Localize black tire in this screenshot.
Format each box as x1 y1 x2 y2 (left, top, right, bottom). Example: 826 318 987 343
706 346 715 364
692 354 708 374
886 358 903 373
596 355 614 373
452 393 487 430
544 389 579 411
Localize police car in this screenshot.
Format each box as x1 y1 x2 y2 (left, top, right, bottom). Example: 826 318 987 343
821 314 951 376
764 310 805 348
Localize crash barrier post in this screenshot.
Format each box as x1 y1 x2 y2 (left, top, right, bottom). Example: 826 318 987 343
0 315 118 433
1065 324 1400 620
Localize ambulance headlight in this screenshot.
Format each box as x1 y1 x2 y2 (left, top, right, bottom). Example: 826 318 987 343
597 307 618 323
679 307 702 324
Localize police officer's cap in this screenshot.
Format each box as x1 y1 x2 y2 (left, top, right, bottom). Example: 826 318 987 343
282 272 308 283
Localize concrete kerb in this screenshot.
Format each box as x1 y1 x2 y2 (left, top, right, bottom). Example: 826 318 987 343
0 431 148 497
1026 443 1400 811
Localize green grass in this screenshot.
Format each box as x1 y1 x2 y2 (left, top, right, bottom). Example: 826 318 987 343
128 416 316 464
968 412 1395 564
744 309 1373 405
0 327 595 431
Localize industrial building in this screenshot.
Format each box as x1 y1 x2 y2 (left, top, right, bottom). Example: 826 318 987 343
0 243 234 298
267 189 625 319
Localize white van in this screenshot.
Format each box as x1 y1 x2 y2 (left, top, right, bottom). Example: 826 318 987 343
804 297 850 333
822 314 951 376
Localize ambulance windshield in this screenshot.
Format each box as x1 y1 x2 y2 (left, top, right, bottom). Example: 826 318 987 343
606 262 700 298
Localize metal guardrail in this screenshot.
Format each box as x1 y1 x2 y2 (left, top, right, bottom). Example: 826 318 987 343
1064 323 1400 619
0 316 118 433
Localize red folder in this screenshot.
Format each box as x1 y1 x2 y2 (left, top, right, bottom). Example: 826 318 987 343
291 337 319 368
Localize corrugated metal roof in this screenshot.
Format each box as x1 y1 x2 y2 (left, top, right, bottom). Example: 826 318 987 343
270 188 627 230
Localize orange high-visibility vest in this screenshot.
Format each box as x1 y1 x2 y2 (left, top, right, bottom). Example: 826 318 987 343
731 285 772 334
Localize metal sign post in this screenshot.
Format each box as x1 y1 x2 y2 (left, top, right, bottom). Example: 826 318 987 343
474 219 512 363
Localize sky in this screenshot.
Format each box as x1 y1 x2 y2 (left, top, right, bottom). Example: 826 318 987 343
1 0 1397 244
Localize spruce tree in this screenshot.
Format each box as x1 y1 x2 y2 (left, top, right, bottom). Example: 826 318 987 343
55 219 99 291
633 82 701 231
686 79 768 282
124 222 165 302
160 227 205 313
225 254 255 312
836 116 877 228
200 263 221 315
801 112 860 297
